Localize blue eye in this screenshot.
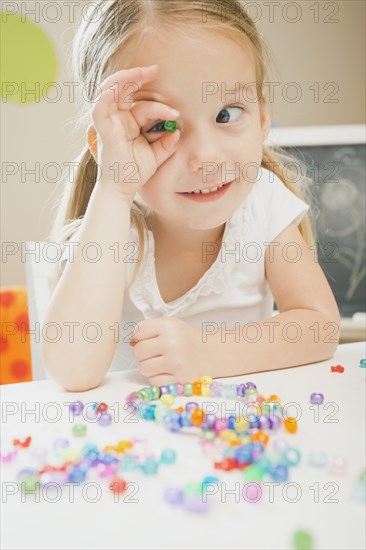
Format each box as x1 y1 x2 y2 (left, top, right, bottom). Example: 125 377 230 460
217 106 244 123
146 121 166 133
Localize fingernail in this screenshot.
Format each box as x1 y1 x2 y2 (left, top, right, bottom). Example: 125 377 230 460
171 109 180 115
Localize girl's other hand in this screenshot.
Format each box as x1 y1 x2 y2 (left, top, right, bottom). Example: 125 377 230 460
88 65 180 203
129 317 223 386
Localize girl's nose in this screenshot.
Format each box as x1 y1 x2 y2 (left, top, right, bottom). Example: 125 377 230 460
185 129 225 173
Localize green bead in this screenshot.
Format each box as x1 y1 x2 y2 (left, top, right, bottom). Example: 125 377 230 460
139 388 151 401
72 423 87 437
360 359 366 368
184 383 193 397
201 429 216 441
292 530 313 550
184 482 203 496
151 385 161 399
21 474 40 493
164 120 178 132
242 465 265 481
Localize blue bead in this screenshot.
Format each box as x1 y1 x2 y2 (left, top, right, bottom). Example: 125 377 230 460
168 384 178 396
141 459 159 475
160 449 176 464
68 467 86 483
202 476 220 485
270 464 289 482
227 415 236 430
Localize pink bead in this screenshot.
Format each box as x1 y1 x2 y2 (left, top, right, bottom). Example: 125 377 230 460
214 418 228 435
329 456 346 475
176 383 184 396
96 463 118 478
1 450 18 463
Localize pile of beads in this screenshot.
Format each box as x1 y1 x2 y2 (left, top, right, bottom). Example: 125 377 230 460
126 376 303 483
126 377 298 440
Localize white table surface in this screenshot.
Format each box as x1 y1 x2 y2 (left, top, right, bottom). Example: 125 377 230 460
1 341 366 550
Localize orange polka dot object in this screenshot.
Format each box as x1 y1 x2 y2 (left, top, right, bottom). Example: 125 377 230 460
0 287 32 384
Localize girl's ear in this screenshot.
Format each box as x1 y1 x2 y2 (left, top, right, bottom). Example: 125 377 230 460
87 124 98 161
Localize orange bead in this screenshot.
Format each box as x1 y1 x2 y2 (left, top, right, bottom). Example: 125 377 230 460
284 417 298 434
191 408 204 427
267 394 281 403
174 406 184 413
192 381 202 396
250 430 269 446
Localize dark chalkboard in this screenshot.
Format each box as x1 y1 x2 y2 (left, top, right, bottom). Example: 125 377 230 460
281 143 366 318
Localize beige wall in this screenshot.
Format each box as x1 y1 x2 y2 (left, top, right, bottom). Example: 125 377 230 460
2 0 365 285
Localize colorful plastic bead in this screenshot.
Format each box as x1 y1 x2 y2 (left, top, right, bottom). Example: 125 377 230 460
331 364 344 373
160 449 176 464
164 487 184 505
192 381 202 396
72 423 87 437
183 383 193 397
164 120 178 132
292 529 313 550
283 417 298 434
310 392 324 404
160 394 175 407
359 359 366 368
308 450 327 468
13 436 31 448
98 412 112 426
109 477 127 494
141 458 159 475
69 401 83 415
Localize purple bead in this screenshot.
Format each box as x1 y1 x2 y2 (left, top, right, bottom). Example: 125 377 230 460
201 414 216 430
244 382 257 390
98 412 112 426
164 487 184 505
310 392 324 404
40 470 67 486
69 400 83 415
185 402 199 413
160 385 170 395
269 414 281 430
210 382 222 397
184 494 210 513
237 384 246 397
259 415 271 430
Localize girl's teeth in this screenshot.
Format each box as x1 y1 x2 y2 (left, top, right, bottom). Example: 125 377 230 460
190 183 224 194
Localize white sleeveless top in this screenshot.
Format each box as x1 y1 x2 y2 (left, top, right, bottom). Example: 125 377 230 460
59 167 310 372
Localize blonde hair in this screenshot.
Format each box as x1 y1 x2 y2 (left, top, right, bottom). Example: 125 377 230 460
48 0 318 294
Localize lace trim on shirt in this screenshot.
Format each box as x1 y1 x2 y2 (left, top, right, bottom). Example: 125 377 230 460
128 194 254 318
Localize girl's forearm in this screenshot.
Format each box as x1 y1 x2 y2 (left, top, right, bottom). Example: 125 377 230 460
41 184 133 391
210 309 341 378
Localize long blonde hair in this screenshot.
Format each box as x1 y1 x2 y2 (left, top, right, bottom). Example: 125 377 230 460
48 0 318 293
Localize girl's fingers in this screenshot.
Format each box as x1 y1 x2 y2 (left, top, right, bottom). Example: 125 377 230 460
130 100 179 130
99 65 160 111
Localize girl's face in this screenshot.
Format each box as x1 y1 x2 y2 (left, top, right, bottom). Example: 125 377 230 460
113 27 271 231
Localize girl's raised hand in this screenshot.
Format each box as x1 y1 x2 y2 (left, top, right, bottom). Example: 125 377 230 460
87 65 180 203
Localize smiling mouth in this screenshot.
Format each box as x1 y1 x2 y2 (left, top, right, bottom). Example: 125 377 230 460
180 181 232 194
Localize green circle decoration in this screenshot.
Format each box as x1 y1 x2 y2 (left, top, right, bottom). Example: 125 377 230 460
0 13 58 104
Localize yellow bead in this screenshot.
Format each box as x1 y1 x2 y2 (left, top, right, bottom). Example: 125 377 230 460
234 416 250 433
116 440 133 453
200 376 213 385
64 449 82 462
220 429 237 442
160 394 175 407
201 384 211 397
103 445 117 453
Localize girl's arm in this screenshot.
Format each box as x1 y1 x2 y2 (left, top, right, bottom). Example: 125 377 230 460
212 221 341 377
41 184 133 391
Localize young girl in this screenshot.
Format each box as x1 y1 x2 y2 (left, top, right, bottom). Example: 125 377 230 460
43 0 340 392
